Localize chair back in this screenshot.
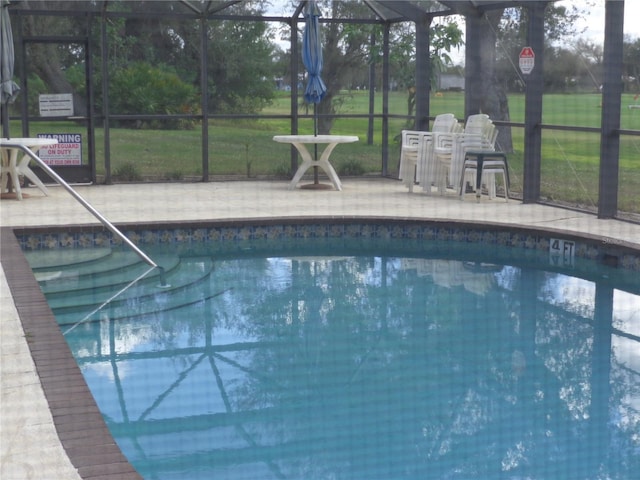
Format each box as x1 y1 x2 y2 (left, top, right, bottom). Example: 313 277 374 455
431 113 458 133
464 114 491 135
401 130 421 148
485 124 498 149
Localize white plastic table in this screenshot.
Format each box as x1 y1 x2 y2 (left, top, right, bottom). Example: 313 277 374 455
273 135 359 191
1 137 59 200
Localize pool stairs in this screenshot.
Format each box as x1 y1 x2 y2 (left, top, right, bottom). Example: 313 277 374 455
6 142 158 268
25 247 221 329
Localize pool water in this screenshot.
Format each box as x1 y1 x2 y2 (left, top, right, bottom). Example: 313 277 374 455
26 238 640 479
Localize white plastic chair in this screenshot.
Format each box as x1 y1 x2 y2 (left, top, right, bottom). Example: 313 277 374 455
456 123 499 195
430 114 495 195
399 113 458 192
459 148 510 202
419 121 462 194
398 130 422 192
414 114 459 193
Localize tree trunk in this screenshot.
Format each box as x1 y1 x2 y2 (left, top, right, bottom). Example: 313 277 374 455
313 3 369 135
466 10 514 153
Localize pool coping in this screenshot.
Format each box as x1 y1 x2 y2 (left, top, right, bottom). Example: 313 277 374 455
2 216 640 479
1 227 143 480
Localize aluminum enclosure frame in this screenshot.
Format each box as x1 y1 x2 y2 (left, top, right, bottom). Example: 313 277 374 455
4 0 631 219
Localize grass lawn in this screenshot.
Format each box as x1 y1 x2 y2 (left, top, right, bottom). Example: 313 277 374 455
15 90 640 215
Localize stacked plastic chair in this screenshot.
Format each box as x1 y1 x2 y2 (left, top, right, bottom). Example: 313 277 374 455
418 120 463 194
427 114 496 195
398 113 458 192
459 142 510 202
398 130 422 192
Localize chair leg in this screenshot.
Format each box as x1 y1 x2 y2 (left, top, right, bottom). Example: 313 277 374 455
487 164 509 202
459 167 465 198
460 156 510 202
399 156 416 191
483 166 509 202
460 165 477 201
440 165 449 195
499 168 509 202
459 167 467 199
476 168 484 202
503 164 510 201
487 158 509 201
489 170 500 201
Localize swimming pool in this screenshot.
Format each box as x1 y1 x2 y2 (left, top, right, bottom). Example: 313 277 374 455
19 221 640 479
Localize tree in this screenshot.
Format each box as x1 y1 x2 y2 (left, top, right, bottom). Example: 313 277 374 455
311 1 373 134
467 9 509 149
18 1 280 122
386 19 463 117
110 1 277 115
475 2 593 152
19 0 89 115
203 4 277 114
478 2 592 96
308 1 463 134
623 35 640 93
543 46 589 93
566 39 603 91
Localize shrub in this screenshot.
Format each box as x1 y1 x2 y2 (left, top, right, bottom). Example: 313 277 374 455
166 170 183 181
113 162 142 181
338 158 366 176
109 62 199 129
271 162 291 178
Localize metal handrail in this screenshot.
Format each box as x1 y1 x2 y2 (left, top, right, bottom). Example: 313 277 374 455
3 142 158 269
62 265 158 336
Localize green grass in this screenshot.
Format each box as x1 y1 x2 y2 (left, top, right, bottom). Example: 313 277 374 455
11 90 640 215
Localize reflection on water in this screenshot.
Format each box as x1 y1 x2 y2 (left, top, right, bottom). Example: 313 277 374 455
56 252 639 480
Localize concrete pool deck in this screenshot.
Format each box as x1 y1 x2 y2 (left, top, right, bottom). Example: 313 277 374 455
2 178 639 479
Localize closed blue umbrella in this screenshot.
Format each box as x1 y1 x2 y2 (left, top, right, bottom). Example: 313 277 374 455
302 0 327 186
302 0 326 134
1 0 20 138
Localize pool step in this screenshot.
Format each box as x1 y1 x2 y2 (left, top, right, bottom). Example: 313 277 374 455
25 247 114 270
27 249 168 294
48 256 217 325
34 252 179 295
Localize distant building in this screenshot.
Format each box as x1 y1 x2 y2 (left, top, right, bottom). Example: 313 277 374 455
437 73 465 91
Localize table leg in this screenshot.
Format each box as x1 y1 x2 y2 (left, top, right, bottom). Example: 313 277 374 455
5 149 23 200
288 143 314 189
288 142 342 191
0 149 8 194
289 162 313 189
316 142 342 190
17 154 49 196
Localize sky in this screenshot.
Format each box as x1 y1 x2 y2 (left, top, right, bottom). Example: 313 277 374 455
437 0 638 64
559 0 640 41
267 0 640 39
267 1 639 65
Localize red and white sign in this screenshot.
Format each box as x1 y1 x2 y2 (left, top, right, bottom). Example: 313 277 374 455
519 47 535 75
37 133 83 166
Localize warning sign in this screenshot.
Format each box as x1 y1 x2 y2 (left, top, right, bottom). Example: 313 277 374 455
36 133 83 166
519 47 535 75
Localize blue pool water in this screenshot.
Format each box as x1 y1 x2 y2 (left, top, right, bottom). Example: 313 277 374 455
26 236 640 479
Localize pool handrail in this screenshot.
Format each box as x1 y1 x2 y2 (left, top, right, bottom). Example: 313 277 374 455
3 142 158 269
62 264 158 336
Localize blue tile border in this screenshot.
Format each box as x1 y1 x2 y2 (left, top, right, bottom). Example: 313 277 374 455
13 218 640 272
